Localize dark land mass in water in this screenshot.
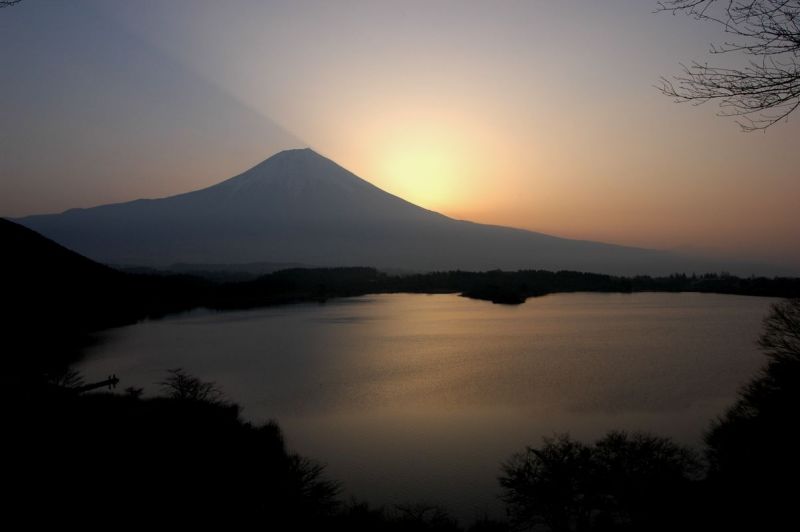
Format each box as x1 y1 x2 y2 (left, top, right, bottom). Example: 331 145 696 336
210 267 800 308
4 216 800 529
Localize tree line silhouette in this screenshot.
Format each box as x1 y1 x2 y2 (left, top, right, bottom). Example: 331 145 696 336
7 217 797 386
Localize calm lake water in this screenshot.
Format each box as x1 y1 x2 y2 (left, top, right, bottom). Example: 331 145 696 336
80 292 774 521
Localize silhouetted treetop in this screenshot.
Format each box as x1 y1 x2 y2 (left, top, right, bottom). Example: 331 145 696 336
160 368 226 404
759 297 800 360
500 432 700 532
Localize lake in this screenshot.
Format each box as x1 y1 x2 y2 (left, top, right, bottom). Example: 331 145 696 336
79 292 774 522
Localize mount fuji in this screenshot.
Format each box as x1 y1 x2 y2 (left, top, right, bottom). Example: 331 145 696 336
13 148 762 275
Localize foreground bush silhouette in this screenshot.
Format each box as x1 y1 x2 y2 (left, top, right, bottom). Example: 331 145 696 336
499 299 800 531
160 367 227 403
499 432 700 532
8 371 339 527
8 369 508 530
704 298 800 529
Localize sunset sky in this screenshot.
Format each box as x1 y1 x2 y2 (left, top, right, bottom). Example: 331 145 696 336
1 0 798 268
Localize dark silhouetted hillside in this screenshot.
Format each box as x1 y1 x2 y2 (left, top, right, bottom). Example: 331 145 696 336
8 370 340 528
1 218 210 382
702 298 800 530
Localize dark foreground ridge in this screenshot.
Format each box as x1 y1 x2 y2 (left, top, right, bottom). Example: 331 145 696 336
9 372 339 528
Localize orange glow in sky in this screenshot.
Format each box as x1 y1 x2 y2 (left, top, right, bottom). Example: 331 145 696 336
1 1 798 268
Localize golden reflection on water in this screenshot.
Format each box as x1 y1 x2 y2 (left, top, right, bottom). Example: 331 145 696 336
81 292 774 521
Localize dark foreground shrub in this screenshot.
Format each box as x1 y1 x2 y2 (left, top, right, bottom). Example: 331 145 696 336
500 432 700 532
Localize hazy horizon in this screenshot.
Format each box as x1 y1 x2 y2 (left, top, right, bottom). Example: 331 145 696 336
2 0 798 269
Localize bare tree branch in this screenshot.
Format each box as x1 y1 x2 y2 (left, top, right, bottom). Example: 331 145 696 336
657 0 800 130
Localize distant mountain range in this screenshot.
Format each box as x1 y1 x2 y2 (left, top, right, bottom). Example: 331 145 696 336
13 148 788 276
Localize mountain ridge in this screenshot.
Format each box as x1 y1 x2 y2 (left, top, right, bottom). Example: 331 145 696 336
13 148 788 276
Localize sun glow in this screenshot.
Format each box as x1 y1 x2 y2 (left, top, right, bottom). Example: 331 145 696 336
340 109 516 215
379 142 465 210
